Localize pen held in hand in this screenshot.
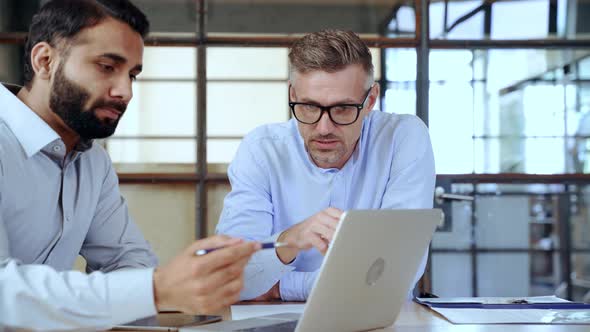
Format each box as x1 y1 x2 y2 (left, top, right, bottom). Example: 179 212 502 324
194 241 292 256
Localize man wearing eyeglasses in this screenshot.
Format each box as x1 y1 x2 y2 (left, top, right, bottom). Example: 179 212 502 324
216 30 435 301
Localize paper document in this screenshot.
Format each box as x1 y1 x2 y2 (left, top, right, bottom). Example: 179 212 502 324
432 307 590 324
416 296 590 324
419 295 569 305
230 304 305 320
420 295 569 304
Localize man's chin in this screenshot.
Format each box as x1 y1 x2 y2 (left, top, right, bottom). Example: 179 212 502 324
79 127 117 140
310 151 341 166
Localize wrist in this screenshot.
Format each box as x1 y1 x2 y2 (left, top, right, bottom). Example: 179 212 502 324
276 231 297 264
153 268 166 311
272 282 281 300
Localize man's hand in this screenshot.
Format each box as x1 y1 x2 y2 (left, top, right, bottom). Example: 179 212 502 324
276 207 343 264
152 235 260 314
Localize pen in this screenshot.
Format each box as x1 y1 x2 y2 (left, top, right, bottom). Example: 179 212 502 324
195 241 291 256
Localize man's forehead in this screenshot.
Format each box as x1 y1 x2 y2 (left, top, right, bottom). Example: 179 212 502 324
293 72 366 93
293 66 368 85
68 18 144 59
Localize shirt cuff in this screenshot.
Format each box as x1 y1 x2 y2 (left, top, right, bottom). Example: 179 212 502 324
105 268 157 325
239 233 295 300
279 270 318 302
255 232 299 269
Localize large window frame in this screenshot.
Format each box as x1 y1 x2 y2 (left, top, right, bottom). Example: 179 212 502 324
0 0 590 238
3 0 590 299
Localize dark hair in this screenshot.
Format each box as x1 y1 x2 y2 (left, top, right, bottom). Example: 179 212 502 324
23 0 149 87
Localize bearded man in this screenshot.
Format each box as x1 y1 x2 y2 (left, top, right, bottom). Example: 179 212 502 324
0 0 258 329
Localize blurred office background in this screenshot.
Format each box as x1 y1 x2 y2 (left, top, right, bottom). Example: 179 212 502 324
3 0 590 301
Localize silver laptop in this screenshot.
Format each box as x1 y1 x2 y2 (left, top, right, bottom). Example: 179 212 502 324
184 209 442 332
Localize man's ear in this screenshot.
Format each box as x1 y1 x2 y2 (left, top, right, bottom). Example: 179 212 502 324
288 81 296 101
367 83 380 111
30 42 58 82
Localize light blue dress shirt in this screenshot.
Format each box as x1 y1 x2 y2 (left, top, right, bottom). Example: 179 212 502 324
217 110 436 301
0 84 158 329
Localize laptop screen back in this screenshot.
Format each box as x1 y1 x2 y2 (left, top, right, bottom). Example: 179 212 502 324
296 209 442 332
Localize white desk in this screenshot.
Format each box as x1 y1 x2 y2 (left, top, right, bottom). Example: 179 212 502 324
229 301 590 332
113 301 590 331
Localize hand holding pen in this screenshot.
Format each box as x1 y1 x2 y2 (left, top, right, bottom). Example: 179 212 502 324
195 241 292 256
153 235 260 314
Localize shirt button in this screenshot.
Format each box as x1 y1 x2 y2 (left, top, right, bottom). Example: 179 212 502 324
52 145 61 152
65 215 71 222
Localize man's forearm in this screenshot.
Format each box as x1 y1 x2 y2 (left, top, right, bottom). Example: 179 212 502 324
0 259 156 330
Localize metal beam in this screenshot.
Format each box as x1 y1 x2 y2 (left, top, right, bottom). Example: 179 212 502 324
431 39 590 49
3 31 590 49
0 32 420 48
416 0 429 126
470 187 478 296
558 191 573 300
549 0 558 34
445 0 496 35
196 0 208 239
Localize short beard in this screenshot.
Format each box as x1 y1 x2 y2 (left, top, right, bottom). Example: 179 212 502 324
306 134 346 168
49 62 126 140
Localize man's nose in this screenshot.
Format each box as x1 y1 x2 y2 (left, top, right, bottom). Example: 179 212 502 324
110 75 133 104
315 110 336 135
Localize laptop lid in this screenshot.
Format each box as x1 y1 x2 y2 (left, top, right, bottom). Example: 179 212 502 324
295 209 442 332
183 209 442 332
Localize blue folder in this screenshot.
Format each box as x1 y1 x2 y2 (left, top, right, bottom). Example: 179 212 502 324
415 297 590 310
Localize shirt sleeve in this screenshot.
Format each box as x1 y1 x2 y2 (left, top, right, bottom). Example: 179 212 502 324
0 192 157 329
216 138 294 300
80 158 158 273
380 116 436 297
279 270 319 301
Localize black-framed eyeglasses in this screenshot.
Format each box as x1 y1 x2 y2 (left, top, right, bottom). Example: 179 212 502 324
289 86 373 126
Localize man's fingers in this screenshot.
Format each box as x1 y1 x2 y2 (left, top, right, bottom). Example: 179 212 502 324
294 240 314 250
324 207 344 219
319 211 341 228
318 216 339 232
308 235 328 253
201 277 244 309
205 254 252 286
218 278 244 306
310 222 336 242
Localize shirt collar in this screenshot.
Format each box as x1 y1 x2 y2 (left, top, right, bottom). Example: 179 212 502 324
0 84 61 158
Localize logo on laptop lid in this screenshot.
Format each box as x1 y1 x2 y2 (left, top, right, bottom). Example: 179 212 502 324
366 257 385 286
